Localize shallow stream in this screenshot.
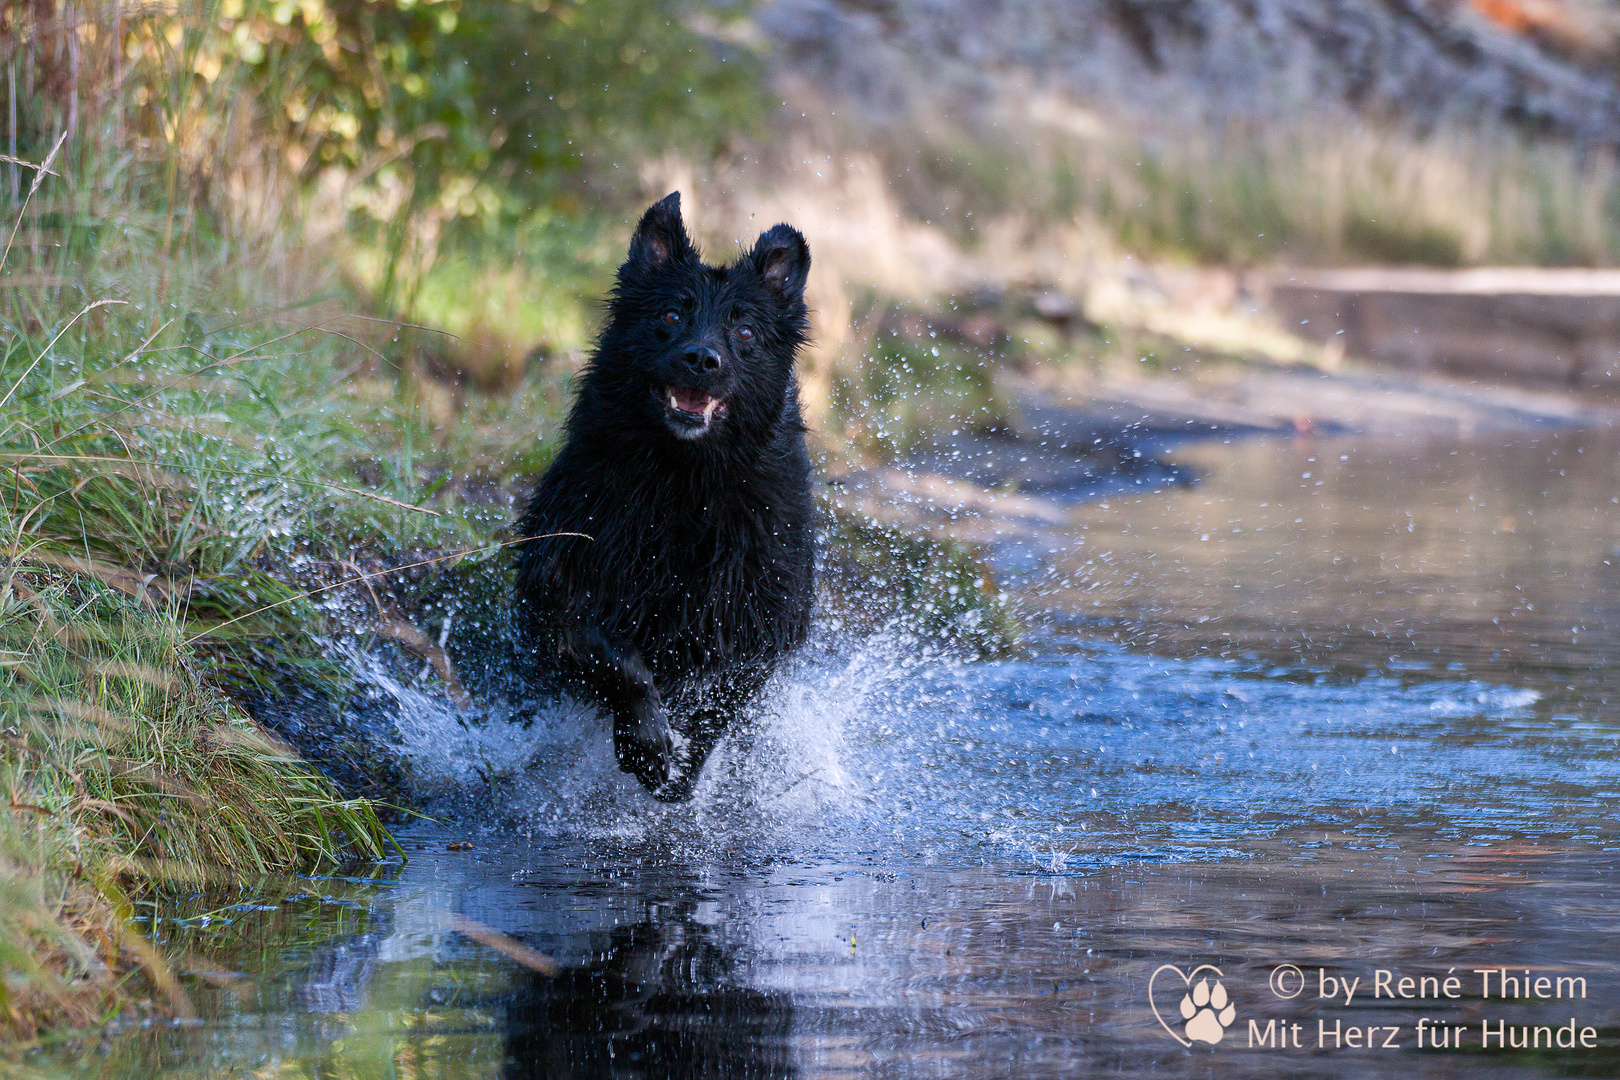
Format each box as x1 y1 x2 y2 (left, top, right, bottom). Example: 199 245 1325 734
85 428 1619 1078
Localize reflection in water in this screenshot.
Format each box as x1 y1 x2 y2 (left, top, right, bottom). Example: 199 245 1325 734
500 903 795 1079
91 836 1620 1079
64 428 1620 1078
1036 430 1620 708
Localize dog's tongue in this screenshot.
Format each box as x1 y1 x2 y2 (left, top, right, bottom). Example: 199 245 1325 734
669 387 715 416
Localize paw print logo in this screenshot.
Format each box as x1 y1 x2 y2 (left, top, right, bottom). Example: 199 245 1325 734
1179 974 1236 1043
1149 964 1237 1046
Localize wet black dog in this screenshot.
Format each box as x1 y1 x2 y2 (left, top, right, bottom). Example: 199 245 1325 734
514 193 816 801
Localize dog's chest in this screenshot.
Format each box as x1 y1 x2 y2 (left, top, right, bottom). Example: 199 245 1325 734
632 478 796 582
593 469 806 637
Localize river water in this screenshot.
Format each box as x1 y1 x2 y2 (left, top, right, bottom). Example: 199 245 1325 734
86 428 1619 1078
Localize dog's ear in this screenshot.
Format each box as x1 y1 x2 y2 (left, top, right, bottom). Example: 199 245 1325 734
749 224 810 302
627 192 694 269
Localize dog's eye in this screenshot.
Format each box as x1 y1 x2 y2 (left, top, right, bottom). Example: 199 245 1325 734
733 326 754 341
661 310 681 326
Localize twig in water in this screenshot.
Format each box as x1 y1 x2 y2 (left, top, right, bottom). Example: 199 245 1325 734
376 615 471 708
446 915 559 975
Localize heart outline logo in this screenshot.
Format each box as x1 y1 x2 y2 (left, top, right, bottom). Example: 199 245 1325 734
1149 963 1230 1047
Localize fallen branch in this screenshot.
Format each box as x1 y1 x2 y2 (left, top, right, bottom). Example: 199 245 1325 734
446 915 559 976
375 615 471 709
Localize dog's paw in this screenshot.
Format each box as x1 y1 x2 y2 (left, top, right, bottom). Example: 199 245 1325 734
648 741 700 803
647 722 726 803
648 776 695 803
1180 976 1236 1044
613 699 676 792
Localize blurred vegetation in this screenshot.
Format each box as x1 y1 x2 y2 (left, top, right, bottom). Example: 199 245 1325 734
820 507 1022 659
0 261 459 1049
863 110 1620 269
827 325 1014 461
1 0 768 342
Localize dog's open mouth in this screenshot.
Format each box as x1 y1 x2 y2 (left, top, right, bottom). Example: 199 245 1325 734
665 386 727 431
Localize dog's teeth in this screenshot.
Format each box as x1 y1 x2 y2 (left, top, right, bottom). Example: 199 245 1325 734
702 398 717 421
668 392 680 410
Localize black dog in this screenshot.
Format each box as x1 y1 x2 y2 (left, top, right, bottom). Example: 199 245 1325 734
514 193 816 801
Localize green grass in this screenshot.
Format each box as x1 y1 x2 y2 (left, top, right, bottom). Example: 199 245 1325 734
0 29 557 1045
0 569 397 1041
819 504 1022 658
0 268 456 1041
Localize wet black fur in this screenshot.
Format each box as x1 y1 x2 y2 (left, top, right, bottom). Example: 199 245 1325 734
514 193 816 801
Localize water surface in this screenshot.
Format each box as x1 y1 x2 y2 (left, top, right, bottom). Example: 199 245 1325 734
82 428 1620 1078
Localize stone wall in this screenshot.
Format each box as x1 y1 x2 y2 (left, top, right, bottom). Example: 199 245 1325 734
1268 269 1620 390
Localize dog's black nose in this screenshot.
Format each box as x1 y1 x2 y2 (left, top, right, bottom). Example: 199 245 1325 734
683 345 723 374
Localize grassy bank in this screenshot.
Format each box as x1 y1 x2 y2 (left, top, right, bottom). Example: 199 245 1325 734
0 0 500 1035
0 193 443 1045
0 575 394 1044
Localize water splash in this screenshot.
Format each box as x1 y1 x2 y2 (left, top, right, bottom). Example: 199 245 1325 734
331 625 945 855
327 609 1606 872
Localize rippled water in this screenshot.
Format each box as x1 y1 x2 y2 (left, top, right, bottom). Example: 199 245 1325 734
74 428 1620 1078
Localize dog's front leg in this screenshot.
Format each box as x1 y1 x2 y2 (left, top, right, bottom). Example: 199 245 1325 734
653 666 773 803
567 626 675 791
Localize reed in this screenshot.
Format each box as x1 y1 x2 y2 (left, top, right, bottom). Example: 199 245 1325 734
864 100 1620 269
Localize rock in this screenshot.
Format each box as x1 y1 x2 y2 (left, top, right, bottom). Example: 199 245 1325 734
1031 291 1078 325
758 0 1620 144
